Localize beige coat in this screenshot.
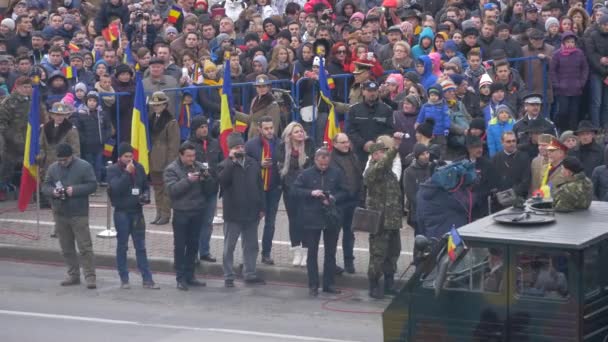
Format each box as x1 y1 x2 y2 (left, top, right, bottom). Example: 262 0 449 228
39 120 80 172
235 99 283 140
149 113 180 174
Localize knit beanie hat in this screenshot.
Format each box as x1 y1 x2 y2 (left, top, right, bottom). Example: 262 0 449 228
495 104 513 118
469 118 486 131
559 130 577 144
479 73 493 88
413 143 429 159
404 94 421 109
117 142 134 157
86 90 99 102
252 55 268 71
440 79 457 92
115 63 133 77
62 92 75 106
444 40 458 52
1 18 15 31
427 84 443 97
56 143 74 158
191 115 209 129
545 17 559 31
404 71 420 84
74 82 87 93
203 60 217 73
227 132 245 149
562 156 584 174
416 118 435 138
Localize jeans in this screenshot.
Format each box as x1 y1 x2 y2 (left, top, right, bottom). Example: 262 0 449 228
114 210 153 283
589 73 608 128
223 220 260 281
555 95 581 132
198 194 217 257
261 187 282 257
172 210 203 282
82 152 103 182
304 227 339 289
341 203 356 263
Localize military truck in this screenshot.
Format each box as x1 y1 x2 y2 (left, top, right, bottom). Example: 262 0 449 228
383 201 608 342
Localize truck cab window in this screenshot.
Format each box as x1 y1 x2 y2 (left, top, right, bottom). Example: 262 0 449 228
583 245 600 299
515 250 570 299
422 247 505 293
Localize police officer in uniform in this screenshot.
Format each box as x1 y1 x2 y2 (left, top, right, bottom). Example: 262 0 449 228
513 93 557 144
346 80 394 169
364 141 403 299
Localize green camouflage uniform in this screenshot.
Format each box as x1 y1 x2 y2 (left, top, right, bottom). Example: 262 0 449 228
364 148 403 281
0 93 32 184
553 172 593 212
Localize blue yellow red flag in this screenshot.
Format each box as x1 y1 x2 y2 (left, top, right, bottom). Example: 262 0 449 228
17 81 41 211
319 58 340 150
130 67 150 174
447 226 464 261
219 55 236 156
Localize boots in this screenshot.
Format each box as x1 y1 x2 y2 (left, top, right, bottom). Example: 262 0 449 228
150 214 161 225
344 260 355 274
291 246 302 267
369 278 383 299
384 273 398 296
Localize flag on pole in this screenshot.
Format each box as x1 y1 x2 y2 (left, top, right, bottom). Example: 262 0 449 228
319 58 340 150
219 54 235 157
103 137 116 158
68 43 80 52
168 5 182 24
102 23 120 43
17 79 41 211
586 0 593 15
130 66 151 174
123 41 135 66
447 225 465 262
62 66 74 79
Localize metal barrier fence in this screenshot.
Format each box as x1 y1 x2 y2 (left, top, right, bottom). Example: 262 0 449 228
43 55 548 143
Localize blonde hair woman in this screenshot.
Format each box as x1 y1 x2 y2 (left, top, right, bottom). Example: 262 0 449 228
275 122 316 266
268 45 294 80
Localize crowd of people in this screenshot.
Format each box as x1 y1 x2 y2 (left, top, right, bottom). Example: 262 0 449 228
1 0 608 297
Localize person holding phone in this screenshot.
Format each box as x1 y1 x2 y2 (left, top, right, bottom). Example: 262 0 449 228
245 116 281 265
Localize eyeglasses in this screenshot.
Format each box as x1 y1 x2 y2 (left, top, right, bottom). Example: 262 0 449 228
504 139 516 143
336 50 347 54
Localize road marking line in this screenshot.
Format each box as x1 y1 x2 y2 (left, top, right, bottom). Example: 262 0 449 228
0 218 413 256
0 309 360 342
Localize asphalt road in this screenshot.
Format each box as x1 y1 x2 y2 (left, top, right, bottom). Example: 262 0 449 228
0 260 387 342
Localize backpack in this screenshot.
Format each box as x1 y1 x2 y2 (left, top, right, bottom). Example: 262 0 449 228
431 160 477 191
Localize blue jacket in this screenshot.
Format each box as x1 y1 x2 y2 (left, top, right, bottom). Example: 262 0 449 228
416 181 472 239
482 100 507 124
411 27 434 61
417 55 437 90
487 117 515 157
416 101 451 135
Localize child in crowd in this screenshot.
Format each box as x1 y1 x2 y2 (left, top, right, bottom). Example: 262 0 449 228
415 55 437 90
416 84 450 154
487 105 515 157
177 90 203 142
71 91 113 183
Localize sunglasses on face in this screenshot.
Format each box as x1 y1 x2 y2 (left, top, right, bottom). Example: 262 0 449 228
336 49 347 54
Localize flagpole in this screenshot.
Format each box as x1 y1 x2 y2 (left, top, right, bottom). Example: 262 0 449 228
35 164 40 236
97 161 116 238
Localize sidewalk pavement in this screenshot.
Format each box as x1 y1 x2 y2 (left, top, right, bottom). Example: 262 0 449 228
0 188 415 289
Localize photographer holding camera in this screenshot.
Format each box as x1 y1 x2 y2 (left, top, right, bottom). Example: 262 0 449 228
164 142 215 291
293 147 348 297
42 143 98 289
106 143 159 290
217 133 266 288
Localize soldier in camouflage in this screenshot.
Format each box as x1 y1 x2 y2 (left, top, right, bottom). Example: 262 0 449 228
364 141 403 299
553 156 593 212
0 76 34 190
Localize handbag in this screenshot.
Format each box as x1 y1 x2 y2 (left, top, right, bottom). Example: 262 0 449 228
352 207 382 234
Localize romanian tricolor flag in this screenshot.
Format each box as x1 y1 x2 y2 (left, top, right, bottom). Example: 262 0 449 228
93 49 103 63
103 137 116 158
17 80 41 211
533 164 553 199
319 58 340 150
102 23 120 43
447 226 464 262
68 43 80 52
261 138 274 191
123 41 135 66
219 56 235 156
168 5 182 24
235 120 247 133
62 66 74 79
130 66 151 174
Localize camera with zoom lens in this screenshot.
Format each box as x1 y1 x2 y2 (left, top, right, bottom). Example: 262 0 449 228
139 191 151 205
56 187 67 200
234 151 245 160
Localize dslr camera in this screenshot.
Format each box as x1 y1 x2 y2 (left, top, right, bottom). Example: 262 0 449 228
56 187 67 200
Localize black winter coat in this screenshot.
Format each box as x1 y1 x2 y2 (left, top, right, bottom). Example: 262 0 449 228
292 165 348 230
107 161 149 212
491 150 531 197
217 156 265 223
71 107 112 154
571 142 604 178
187 134 223 195
592 165 608 201
346 99 393 165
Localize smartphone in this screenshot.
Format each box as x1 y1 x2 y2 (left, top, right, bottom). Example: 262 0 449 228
367 52 373 60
